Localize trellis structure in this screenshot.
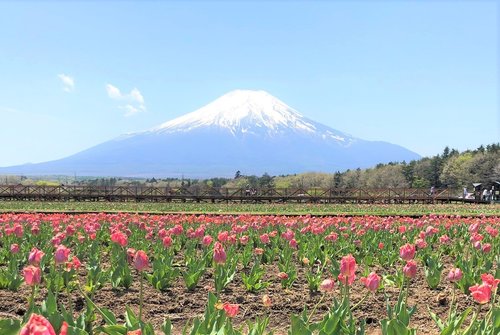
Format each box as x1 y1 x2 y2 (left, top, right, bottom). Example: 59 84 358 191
0 185 487 204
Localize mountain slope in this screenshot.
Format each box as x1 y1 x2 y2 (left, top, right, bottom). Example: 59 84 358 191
0 90 420 177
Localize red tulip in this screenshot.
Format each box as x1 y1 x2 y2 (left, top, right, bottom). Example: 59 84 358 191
133 250 149 272
480 273 500 289
399 244 416 261
65 256 82 271
360 272 381 293
222 303 239 318
20 313 68 335
469 283 491 304
213 242 226 265
127 330 142 335
23 265 42 286
110 231 127 247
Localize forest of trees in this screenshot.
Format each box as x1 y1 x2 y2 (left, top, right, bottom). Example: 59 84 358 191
2 143 499 190
225 144 500 190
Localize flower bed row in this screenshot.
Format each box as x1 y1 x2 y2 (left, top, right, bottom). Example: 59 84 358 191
0 213 498 334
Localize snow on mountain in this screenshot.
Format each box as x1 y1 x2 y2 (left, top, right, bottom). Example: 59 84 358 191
151 90 349 141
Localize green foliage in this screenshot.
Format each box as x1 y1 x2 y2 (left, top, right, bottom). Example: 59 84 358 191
380 289 417 335
241 259 269 292
423 254 444 289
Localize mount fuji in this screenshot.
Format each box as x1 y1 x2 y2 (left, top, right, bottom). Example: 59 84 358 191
1 90 420 177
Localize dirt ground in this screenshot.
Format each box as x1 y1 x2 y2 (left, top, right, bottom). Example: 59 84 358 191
0 261 488 335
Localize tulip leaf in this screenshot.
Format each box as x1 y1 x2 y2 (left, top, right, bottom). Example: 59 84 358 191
0 319 21 335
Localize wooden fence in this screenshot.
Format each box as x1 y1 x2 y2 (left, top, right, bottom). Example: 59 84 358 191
0 185 486 204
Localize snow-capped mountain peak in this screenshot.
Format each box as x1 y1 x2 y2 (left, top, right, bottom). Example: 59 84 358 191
153 90 320 135
0 89 422 177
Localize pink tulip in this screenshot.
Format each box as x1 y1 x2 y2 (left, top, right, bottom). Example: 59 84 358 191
415 238 427 249
54 245 70 265
110 231 127 247
485 226 498 237
202 235 213 247
162 236 173 248
133 250 149 272
126 248 136 264
213 242 226 265
469 283 491 304
289 238 298 249
217 231 229 243
28 247 45 266
447 268 462 282
239 235 249 245
403 260 417 278
254 247 264 255
65 256 82 271
338 273 356 286
23 265 42 286
399 244 416 260
340 254 357 277
222 303 239 318
360 272 381 293
277 272 289 280
281 229 295 241
262 294 272 307
480 273 500 290
482 243 491 253
20 314 68 335
10 243 20 254
320 278 335 292
259 233 270 244
439 235 450 244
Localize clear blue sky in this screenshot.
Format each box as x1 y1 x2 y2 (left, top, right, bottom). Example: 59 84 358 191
0 1 498 167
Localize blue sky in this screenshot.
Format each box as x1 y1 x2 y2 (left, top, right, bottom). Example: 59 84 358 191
0 1 498 167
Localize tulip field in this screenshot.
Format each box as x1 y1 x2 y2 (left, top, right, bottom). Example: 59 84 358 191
0 212 499 334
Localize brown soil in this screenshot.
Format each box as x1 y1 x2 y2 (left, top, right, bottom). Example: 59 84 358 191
0 261 488 335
